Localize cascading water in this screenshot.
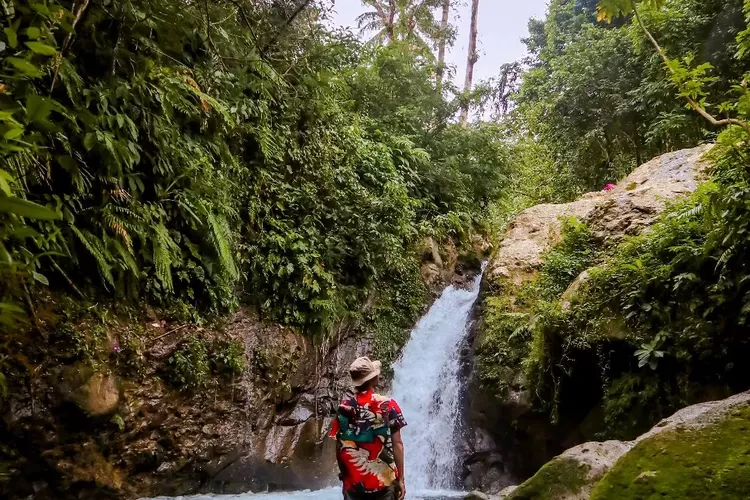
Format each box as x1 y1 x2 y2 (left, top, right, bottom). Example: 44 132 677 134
146 268 484 500
390 270 484 491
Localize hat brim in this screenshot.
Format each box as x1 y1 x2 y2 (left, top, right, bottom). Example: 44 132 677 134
351 360 381 387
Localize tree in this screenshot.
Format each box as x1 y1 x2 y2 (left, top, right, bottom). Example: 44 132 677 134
436 0 452 93
597 0 750 136
356 0 397 43
357 0 443 54
460 0 480 124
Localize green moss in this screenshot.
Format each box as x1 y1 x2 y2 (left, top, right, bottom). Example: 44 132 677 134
478 217 599 402
508 457 591 500
591 407 750 500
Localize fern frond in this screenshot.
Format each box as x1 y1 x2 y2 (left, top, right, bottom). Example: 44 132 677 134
69 225 114 287
111 239 140 277
207 211 239 280
152 224 179 292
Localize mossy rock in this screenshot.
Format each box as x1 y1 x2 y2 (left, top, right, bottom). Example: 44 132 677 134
590 406 750 500
507 457 591 500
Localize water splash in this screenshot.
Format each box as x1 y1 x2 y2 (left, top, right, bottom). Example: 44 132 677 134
391 270 484 490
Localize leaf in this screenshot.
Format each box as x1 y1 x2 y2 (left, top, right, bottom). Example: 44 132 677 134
0 169 14 195
26 95 62 123
83 133 97 150
32 271 49 285
0 195 61 220
4 28 17 48
26 27 41 40
3 126 24 140
24 41 57 55
6 57 43 77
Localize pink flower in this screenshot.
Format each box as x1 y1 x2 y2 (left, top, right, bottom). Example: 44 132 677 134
603 184 616 192
113 343 121 353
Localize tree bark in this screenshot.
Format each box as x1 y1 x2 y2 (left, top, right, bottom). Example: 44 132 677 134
460 0 479 124
436 0 451 93
388 0 396 41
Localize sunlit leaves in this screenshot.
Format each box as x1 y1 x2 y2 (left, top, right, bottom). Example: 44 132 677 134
596 0 666 23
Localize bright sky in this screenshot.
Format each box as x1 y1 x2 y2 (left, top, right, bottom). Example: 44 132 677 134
327 0 550 85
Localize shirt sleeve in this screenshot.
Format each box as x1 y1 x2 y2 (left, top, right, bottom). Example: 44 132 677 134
328 416 340 440
388 399 407 432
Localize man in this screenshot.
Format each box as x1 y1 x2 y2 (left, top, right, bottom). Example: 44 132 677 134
329 356 407 500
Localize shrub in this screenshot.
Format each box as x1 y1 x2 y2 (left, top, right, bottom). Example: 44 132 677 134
167 336 210 391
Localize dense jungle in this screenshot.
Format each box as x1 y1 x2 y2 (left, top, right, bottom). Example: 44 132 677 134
2 0 750 498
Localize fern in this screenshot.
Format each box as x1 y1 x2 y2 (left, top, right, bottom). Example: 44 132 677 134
69 225 114 287
152 223 179 292
206 211 239 280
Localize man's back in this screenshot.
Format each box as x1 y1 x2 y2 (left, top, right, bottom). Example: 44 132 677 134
330 388 407 496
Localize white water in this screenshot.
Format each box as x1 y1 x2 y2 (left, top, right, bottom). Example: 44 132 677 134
149 270 483 499
391 272 483 490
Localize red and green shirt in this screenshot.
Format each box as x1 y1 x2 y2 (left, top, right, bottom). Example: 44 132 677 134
329 389 407 494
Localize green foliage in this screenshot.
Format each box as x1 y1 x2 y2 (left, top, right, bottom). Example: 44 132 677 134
0 0 510 360
212 338 246 376
509 0 749 199
167 336 210 391
591 407 750 499
596 0 666 23
538 217 597 299
369 259 428 369
478 218 598 398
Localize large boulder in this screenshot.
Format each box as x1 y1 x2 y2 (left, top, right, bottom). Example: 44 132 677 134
504 390 750 499
464 145 714 488
486 145 712 286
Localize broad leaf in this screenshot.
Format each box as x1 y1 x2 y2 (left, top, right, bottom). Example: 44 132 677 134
0 195 61 220
24 41 57 55
6 57 43 77
3 27 17 48
596 0 667 23
25 95 62 123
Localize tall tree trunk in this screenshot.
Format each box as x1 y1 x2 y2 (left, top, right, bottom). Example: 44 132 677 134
460 0 479 124
436 0 451 93
387 0 396 41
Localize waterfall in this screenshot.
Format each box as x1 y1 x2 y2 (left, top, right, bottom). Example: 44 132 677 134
391 270 484 491
144 270 483 500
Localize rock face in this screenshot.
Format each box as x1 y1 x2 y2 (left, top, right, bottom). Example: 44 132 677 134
503 390 750 499
2 310 366 500
2 240 487 500
463 145 714 490
486 145 711 287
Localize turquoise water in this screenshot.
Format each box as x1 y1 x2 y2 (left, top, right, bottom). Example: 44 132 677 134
146 487 465 499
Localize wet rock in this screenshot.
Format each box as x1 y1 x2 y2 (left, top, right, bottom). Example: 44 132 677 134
498 485 517 498
56 364 120 416
505 391 750 499
465 491 491 500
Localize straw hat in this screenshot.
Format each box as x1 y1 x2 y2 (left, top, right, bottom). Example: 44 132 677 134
349 356 382 387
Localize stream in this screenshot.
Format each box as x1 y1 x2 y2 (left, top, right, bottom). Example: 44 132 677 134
148 270 484 500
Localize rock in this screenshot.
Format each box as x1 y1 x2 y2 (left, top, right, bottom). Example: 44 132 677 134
560 269 591 310
498 485 517 498
463 145 714 485
57 365 120 417
420 262 442 287
465 491 491 500
505 390 750 499
421 236 443 267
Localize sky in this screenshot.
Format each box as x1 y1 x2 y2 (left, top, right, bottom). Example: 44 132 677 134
326 0 550 86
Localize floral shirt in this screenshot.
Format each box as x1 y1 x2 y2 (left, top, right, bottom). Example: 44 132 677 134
329 389 407 494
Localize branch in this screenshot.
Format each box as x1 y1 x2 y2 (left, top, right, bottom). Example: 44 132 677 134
50 0 90 93
631 1 750 137
261 0 313 53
